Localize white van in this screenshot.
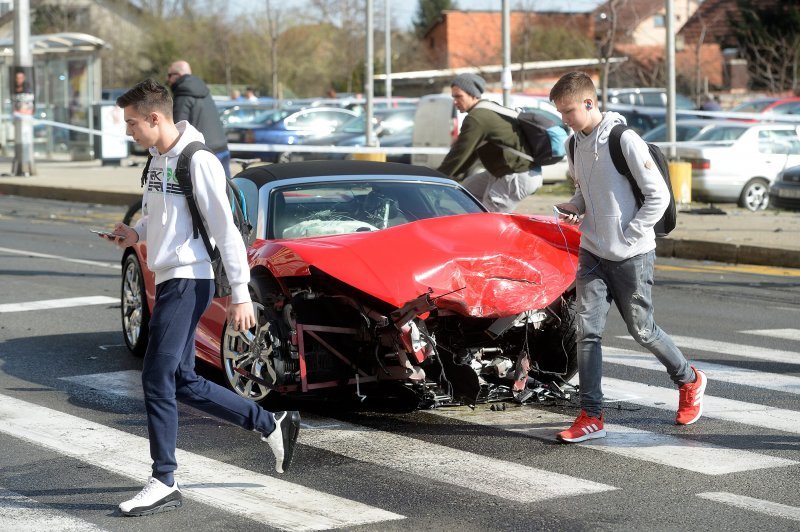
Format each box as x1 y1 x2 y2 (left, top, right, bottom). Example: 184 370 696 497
411 92 570 183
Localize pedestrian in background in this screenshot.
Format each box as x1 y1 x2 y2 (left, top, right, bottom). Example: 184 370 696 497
108 78 301 517
166 60 232 178
437 73 542 212
244 87 258 102
549 71 706 443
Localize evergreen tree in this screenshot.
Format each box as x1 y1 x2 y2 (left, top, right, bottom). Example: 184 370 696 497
413 0 458 38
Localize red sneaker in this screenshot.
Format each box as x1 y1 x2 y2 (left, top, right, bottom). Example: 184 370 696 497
676 367 707 425
557 410 605 443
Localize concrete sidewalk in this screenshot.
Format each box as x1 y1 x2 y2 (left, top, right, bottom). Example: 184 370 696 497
1 157 799 269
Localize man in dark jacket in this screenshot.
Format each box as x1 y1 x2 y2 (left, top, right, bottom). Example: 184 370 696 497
437 73 542 212
167 60 231 178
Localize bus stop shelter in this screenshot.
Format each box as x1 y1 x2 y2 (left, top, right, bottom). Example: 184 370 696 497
0 32 106 160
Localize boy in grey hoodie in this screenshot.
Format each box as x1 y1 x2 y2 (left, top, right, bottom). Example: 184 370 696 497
549 72 706 443
101 79 300 516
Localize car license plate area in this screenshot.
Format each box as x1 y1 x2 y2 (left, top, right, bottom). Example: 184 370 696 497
777 187 800 198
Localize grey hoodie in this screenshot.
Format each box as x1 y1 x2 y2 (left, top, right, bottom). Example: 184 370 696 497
566 111 669 261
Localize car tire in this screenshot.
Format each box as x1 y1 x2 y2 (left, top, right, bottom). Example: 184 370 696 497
121 252 150 357
220 277 285 403
739 178 770 211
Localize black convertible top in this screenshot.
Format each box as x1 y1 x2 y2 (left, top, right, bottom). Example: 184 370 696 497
234 160 447 188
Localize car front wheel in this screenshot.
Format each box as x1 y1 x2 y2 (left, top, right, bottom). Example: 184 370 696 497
739 178 770 211
221 300 280 402
121 253 150 356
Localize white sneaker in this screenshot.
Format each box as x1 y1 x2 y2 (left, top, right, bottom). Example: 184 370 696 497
262 411 301 473
119 476 182 517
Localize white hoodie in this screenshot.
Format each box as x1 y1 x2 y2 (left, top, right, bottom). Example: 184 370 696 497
566 112 669 261
133 121 251 304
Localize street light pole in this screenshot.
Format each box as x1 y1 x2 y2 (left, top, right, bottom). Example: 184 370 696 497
365 0 375 147
12 0 35 176
384 0 391 107
501 0 511 106
666 0 676 158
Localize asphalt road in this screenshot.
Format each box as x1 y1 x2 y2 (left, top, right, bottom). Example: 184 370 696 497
1 196 799 531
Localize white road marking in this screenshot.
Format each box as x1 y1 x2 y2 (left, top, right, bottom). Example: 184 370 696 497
0 487 108 531
697 492 800 522
603 348 800 395
616 335 800 365
603 377 800 434
0 393 404 531
0 296 120 314
62 371 616 503
431 407 797 475
742 329 800 342
0 246 119 270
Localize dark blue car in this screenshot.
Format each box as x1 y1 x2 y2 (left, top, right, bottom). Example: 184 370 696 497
227 106 358 162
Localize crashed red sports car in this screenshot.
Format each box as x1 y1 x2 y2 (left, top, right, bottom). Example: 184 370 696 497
121 160 580 408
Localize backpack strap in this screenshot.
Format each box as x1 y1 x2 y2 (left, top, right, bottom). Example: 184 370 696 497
568 135 575 164
141 155 153 187
608 124 645 207
174 140 215 256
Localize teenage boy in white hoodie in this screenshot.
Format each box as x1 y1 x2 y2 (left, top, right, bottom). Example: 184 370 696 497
102 79 300 516
549 71 706 443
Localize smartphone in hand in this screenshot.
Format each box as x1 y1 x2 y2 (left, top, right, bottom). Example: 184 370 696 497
90 229 126 240
553 205 576 216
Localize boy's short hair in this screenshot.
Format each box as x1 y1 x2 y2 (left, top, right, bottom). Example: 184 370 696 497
117 78 173 118
549 71 597 104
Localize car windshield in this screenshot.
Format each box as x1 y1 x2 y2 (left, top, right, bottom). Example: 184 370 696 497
692 126 747 142
269 180 484 239
336 110 415 135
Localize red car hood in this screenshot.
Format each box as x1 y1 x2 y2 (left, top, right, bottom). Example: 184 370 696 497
260 213 580 318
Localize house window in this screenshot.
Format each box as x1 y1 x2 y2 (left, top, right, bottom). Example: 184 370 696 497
653 15 665 28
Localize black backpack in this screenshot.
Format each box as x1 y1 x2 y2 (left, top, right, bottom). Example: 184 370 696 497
477 101 568 166
568 124 676 237
141 141 253 297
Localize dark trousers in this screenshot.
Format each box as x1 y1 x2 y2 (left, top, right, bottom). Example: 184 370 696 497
142 278 274 484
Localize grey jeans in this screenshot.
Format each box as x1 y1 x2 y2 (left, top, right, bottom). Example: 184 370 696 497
576 248 694 417
462 167 542 212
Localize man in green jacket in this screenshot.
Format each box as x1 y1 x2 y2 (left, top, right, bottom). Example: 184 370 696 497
437 74 542 212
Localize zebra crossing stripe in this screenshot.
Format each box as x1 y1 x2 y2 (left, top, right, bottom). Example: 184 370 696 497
0 392 404 531
430 406 797 475
697 492 800 522
61 371 617 503
603 348 800 396
603 377 800 434
0 487 107 531
616 335 800 365
0 296 120 314
742 329 800 342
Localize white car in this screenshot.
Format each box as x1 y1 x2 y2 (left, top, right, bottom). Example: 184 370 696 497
411 93 570 183
674 123 800 210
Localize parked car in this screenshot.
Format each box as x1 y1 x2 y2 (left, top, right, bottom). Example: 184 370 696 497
226 106 358 162
730 96 800 118
601 87 696 110
120 160 580 408
218 102 279 127
411 93 570 183
641 119 730 142
288 107 415 162
674 123 800 210
605 103 667 136
768 164 800 210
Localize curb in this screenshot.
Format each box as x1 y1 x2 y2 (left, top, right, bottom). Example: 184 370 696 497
655 238 800 269
0 183 140 207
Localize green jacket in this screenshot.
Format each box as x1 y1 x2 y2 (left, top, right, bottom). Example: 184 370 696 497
437 101 532 178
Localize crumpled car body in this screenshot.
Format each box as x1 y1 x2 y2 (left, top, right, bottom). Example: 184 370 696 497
121 161 580 408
